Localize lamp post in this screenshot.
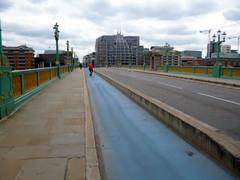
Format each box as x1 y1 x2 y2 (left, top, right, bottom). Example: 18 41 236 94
0 20 7 66
66 40 69 64
164 42 170 72
212 29 226 65
164 42 170 65
71 47 74 71
143 51 146 70
212 29 226 77
53 22 60 79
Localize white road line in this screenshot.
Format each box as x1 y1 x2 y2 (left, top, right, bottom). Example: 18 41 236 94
157 82 183 90
141 77 183 90
197 92 240 106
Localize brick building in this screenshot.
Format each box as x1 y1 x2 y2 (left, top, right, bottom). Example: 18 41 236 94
3 45 35 70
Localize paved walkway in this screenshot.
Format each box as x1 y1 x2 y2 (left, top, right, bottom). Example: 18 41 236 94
0 69 100 180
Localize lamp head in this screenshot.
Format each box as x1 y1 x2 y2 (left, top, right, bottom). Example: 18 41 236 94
212 34 216 42
222 32 226 42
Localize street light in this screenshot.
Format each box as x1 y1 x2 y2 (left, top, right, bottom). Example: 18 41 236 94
164 42 170 65
212 29 226 65
53 22 60 78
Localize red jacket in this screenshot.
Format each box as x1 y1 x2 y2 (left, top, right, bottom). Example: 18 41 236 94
88 64 93 70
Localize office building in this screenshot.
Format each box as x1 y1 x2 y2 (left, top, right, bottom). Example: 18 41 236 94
95 33 144 66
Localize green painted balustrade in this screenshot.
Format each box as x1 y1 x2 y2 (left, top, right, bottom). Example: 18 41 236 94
113 64 240 79
0 65 78 119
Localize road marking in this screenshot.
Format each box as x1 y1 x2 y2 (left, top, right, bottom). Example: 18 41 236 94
141 77 183 90
197 92 240 106
157 82 183 90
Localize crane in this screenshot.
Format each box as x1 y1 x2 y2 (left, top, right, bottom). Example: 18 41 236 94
228 35 240 53
199 29 212 58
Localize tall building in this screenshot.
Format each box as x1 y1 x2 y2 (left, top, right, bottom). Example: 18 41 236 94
207 41 218 58
95 33 144 66
3 45 35 70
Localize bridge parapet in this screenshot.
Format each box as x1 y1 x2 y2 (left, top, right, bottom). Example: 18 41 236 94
0 65 77 119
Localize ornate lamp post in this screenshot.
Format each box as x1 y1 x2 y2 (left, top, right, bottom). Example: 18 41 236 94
212 29 226 77
164 42 171 72
0 20 7 66
66 40 69 63
212 29 226 65
71 47 74 71
0 20 14 119
53 23 60 78
164 42 170 65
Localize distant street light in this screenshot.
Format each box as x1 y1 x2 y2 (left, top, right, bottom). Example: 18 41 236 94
53 22 60 78
212 29 226 65
164 42 170 66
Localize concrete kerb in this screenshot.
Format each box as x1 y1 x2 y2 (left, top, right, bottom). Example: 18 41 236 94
82 70 101 180
95 70 240 177
113 67 240 88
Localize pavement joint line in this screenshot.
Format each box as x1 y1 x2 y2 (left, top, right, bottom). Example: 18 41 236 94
19 156 85 161
96 69 240 176
64 158 69 180
83 69 101 180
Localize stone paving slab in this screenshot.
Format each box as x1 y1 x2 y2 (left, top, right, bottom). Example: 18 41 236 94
0 69 100 180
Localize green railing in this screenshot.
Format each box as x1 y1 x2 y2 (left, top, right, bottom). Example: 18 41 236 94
112 64 240 79
0 65 77 119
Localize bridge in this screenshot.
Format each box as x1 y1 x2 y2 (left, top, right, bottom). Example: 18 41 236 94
0 64 239 179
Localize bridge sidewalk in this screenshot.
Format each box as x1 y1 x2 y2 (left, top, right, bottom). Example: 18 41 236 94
0 69 100 180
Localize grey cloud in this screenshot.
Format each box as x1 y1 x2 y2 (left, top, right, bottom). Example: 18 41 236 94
3 22 77 40
142 34 200 46
0 0 13 11
83 0 218 22
28 0 48 4
185 0 217 16
4 22 52 39
223 9 240 21
163 25 196 35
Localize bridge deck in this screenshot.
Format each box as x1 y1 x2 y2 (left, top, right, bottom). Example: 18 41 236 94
0 69 99 180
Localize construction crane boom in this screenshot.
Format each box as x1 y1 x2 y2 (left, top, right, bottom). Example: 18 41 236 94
199 29 212 58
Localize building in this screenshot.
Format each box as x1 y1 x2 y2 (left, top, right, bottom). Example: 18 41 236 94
83 52 96 67
150 46 181 69
143 48 150 65
95 33 144 66
181 50 202 66
3 45 34 70
36 50 73 67
221 45 231 53
181 50 202 59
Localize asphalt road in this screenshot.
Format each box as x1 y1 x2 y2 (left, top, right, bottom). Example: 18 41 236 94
86 71 234 180
96 68 240 140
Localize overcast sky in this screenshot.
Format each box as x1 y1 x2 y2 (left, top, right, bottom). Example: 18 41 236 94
1 0 240 61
